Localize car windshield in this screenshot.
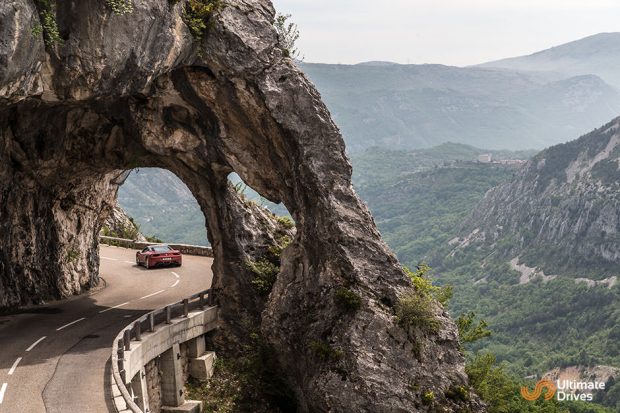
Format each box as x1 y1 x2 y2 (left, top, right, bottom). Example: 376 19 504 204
151 245 172 253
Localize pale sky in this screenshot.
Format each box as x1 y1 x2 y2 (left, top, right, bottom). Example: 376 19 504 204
271 0 620 66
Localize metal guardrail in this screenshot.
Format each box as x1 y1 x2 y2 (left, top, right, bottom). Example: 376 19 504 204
111 289 212 413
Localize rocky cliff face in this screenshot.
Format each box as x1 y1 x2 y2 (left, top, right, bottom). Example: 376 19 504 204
0 1 481 411
103 202 147 241
448 117 620 279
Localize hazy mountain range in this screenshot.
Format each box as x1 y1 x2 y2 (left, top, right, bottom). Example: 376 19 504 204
301 32 620 152
479 32 620 89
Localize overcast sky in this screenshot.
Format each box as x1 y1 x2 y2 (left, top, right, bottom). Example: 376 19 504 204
271 0 620 66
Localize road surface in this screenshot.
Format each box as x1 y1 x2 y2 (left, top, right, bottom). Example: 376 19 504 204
0 245 213 413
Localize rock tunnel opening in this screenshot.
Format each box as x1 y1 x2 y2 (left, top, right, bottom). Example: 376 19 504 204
116 167 211 247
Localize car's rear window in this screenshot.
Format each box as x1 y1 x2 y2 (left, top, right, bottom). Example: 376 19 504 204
151 245 172 252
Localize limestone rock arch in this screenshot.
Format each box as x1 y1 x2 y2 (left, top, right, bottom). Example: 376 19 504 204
0 0 484 411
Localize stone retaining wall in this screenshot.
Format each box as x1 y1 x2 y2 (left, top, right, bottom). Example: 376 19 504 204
100 236 213 257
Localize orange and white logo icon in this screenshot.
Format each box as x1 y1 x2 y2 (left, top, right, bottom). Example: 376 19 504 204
521 380 557 401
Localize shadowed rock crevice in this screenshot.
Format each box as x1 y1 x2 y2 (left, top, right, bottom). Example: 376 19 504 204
0 1 484 411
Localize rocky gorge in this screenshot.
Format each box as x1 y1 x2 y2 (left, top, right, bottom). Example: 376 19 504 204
0 0 482 411
448 116 620 279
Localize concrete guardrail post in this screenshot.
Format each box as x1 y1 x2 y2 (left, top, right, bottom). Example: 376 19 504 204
131 367 150 412
161 343 184 408
135 321 142 341
124 330 131 351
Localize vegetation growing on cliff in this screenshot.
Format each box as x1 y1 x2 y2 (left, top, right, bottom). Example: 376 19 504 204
334 287 362 311
102 223 140 241
186 338 295 412
105 0 134 15
246 218 292 295
396 265 452 334
274 13 301 59
33 0 62 46
182 0 224 40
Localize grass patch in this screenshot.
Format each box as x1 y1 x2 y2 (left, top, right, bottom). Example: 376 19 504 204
422 390 435 405
276 216 294 230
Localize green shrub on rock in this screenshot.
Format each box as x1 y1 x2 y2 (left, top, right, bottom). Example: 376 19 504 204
105 0 134 15
182 0 224 40
395 292 441 334
334 287 362 312
33 0 62 46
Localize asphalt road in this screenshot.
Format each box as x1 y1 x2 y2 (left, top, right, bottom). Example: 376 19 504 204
0 245 213 413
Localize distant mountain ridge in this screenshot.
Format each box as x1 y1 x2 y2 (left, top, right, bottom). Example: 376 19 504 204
479 32 620 89
301 48 620 152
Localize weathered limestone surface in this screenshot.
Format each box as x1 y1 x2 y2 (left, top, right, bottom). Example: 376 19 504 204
0 1 483 411
103 201 147 241
451 117 620 275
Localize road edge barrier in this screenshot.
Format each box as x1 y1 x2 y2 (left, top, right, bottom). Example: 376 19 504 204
110 289 217 413
99 236 213 257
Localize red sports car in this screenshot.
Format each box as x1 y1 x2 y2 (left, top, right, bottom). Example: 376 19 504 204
136 245 182 269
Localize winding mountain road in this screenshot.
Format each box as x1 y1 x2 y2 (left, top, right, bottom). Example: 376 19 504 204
0 245 213 413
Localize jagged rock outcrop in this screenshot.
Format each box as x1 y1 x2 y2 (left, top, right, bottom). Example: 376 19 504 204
102 202 147 241
0 1 482 411
447 117 620 278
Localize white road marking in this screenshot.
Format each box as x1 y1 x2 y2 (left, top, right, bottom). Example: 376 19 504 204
139 290 165 300
170 279 180 288
124 261 135 264
99 302 130 314
171 272 180 279
7 358 21 376
56 317 86 331
0 383 7 404
101 257 118 261
25 336 46 352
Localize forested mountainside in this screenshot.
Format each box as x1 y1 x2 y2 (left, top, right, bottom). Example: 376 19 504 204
427 118 620 410
118 169 209 246
350 143 534 266
443 117 620 278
